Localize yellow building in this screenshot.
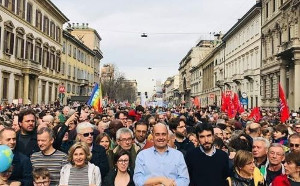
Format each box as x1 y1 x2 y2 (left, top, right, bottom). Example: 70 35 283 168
61 25 99 104
0 0 68 105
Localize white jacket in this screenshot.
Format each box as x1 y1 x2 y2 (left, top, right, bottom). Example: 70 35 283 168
59 162 101 186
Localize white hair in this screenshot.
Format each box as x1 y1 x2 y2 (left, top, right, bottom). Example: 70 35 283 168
76 122 95 133
116 128 133 140
253 137 270 149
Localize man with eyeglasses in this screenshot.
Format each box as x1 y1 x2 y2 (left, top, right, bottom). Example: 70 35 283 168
293 122 300 134
169 118 194 156
116 111 128 127
76 122 109 180
262 143 286 185
134 121 153 150
288 133 300 153
108 128 140 169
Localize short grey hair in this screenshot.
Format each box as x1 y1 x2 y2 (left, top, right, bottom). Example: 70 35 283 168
268 143 285 152
37 127 55 140
76 122 95 134
116 128 133 140
253 137 270 149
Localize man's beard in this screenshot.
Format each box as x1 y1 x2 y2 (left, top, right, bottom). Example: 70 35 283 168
201 143 213 152
175 131 186 139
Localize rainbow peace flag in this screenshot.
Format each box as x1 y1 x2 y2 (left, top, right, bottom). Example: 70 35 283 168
87 83 102 112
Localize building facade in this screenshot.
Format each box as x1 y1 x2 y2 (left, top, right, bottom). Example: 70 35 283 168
223 2 262 109
178 40 214 106
61 28 96 104
0 0 68 104
261 0 300 110
163 75 180 107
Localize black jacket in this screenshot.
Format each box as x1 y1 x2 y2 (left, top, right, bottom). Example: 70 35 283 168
175 138 195 157
15 131 39 157
90 144 110 180
9 150 33 186
103 168 134 186
227 169 265 186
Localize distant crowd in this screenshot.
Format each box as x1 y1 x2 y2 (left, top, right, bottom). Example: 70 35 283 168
0 103 300 186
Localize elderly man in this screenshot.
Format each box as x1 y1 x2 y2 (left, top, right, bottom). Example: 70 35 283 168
263 143 285 185
0 128 33 186
108 127 140 169
252 137 270 168
76 122 109 179
38 115 54 130
248 122 261 139
134 123 190 186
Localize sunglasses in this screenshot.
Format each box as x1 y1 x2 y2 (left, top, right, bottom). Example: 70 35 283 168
290 143 300 148
82 132 94 137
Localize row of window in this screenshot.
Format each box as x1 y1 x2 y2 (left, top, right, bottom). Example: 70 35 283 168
62 41 94 67
265 0 285 20
1 72 21 100
1 0 61 42
60 62 94 83
0 22 61 72
66 84 91 96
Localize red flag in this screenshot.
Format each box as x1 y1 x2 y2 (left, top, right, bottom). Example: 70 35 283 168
279 83 289 123
221 92 227 112
248 107 261 122
194 96 200 108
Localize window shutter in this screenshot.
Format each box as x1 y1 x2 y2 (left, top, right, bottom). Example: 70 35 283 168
10 33 14 55
12 0 15 12
21 39 24 58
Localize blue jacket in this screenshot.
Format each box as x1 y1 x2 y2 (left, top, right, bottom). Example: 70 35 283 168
10 150 33 186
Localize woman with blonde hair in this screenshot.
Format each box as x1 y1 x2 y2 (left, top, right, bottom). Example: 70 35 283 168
59 142 101 186
227 150 264 186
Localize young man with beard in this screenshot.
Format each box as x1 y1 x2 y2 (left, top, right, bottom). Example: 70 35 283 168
134 121 153 150
186 122 229 186
169 118 194 156
15 109 40 157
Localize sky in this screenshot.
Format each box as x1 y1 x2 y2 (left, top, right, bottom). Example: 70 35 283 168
51 0 256 95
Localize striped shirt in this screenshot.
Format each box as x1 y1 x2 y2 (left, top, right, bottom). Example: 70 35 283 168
31 150 68 186
68 165 89 186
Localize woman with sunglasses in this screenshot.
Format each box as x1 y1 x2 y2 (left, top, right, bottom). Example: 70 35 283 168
103 150 134 186
59 142 101 186
76 122 109 180
272 151 300 186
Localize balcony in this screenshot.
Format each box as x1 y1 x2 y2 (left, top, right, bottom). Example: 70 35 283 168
22 59 41 74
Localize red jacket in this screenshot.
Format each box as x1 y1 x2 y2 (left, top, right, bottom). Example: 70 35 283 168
272 174 290 186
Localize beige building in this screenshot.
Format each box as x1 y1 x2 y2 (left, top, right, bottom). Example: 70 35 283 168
163 75 180 106
223 2 262 109
178 40 214 106
261 0 300 110
101 64 114 81
0 0 68 104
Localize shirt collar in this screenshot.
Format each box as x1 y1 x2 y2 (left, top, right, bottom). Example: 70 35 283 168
153 146 170 154
199 145 216 156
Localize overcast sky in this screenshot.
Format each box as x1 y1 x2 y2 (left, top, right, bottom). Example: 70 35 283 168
52 0 256 94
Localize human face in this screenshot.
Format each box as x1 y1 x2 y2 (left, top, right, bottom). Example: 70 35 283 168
289 137 300 152
240 159 255 177
267 146 285 166
284 161 300 178
68 121 76 131
175 121 187 138
119 113 127 126
135 125 148 143
0 130 16 150
73 148 87 168
198 130 214 152
153 125 168 151
99 136 110 150
213 128 223 140
20 114 36 134
118 133 133 150
294 124 300 134
188 135 199 147
0 166 13 182
252 141 267 158
158 115 165 122
37 132 54 153
126 119 133 128
116 154 129 173
263 132 272 140
34 177 50 186
12 116 20 132
78 128 94 146
273 130 285 140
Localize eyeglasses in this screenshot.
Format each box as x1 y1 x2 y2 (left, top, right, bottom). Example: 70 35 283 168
119 138 132 142
82 132 94 137
290 143 300 148
268 151 284 156
117 159 129 164
34 181 50 186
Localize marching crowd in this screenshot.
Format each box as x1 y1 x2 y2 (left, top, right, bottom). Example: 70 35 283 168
0 104 300 186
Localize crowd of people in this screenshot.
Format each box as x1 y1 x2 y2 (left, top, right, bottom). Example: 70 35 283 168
0 103 300 186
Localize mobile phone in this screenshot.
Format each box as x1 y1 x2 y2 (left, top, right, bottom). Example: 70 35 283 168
77 105 81 117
